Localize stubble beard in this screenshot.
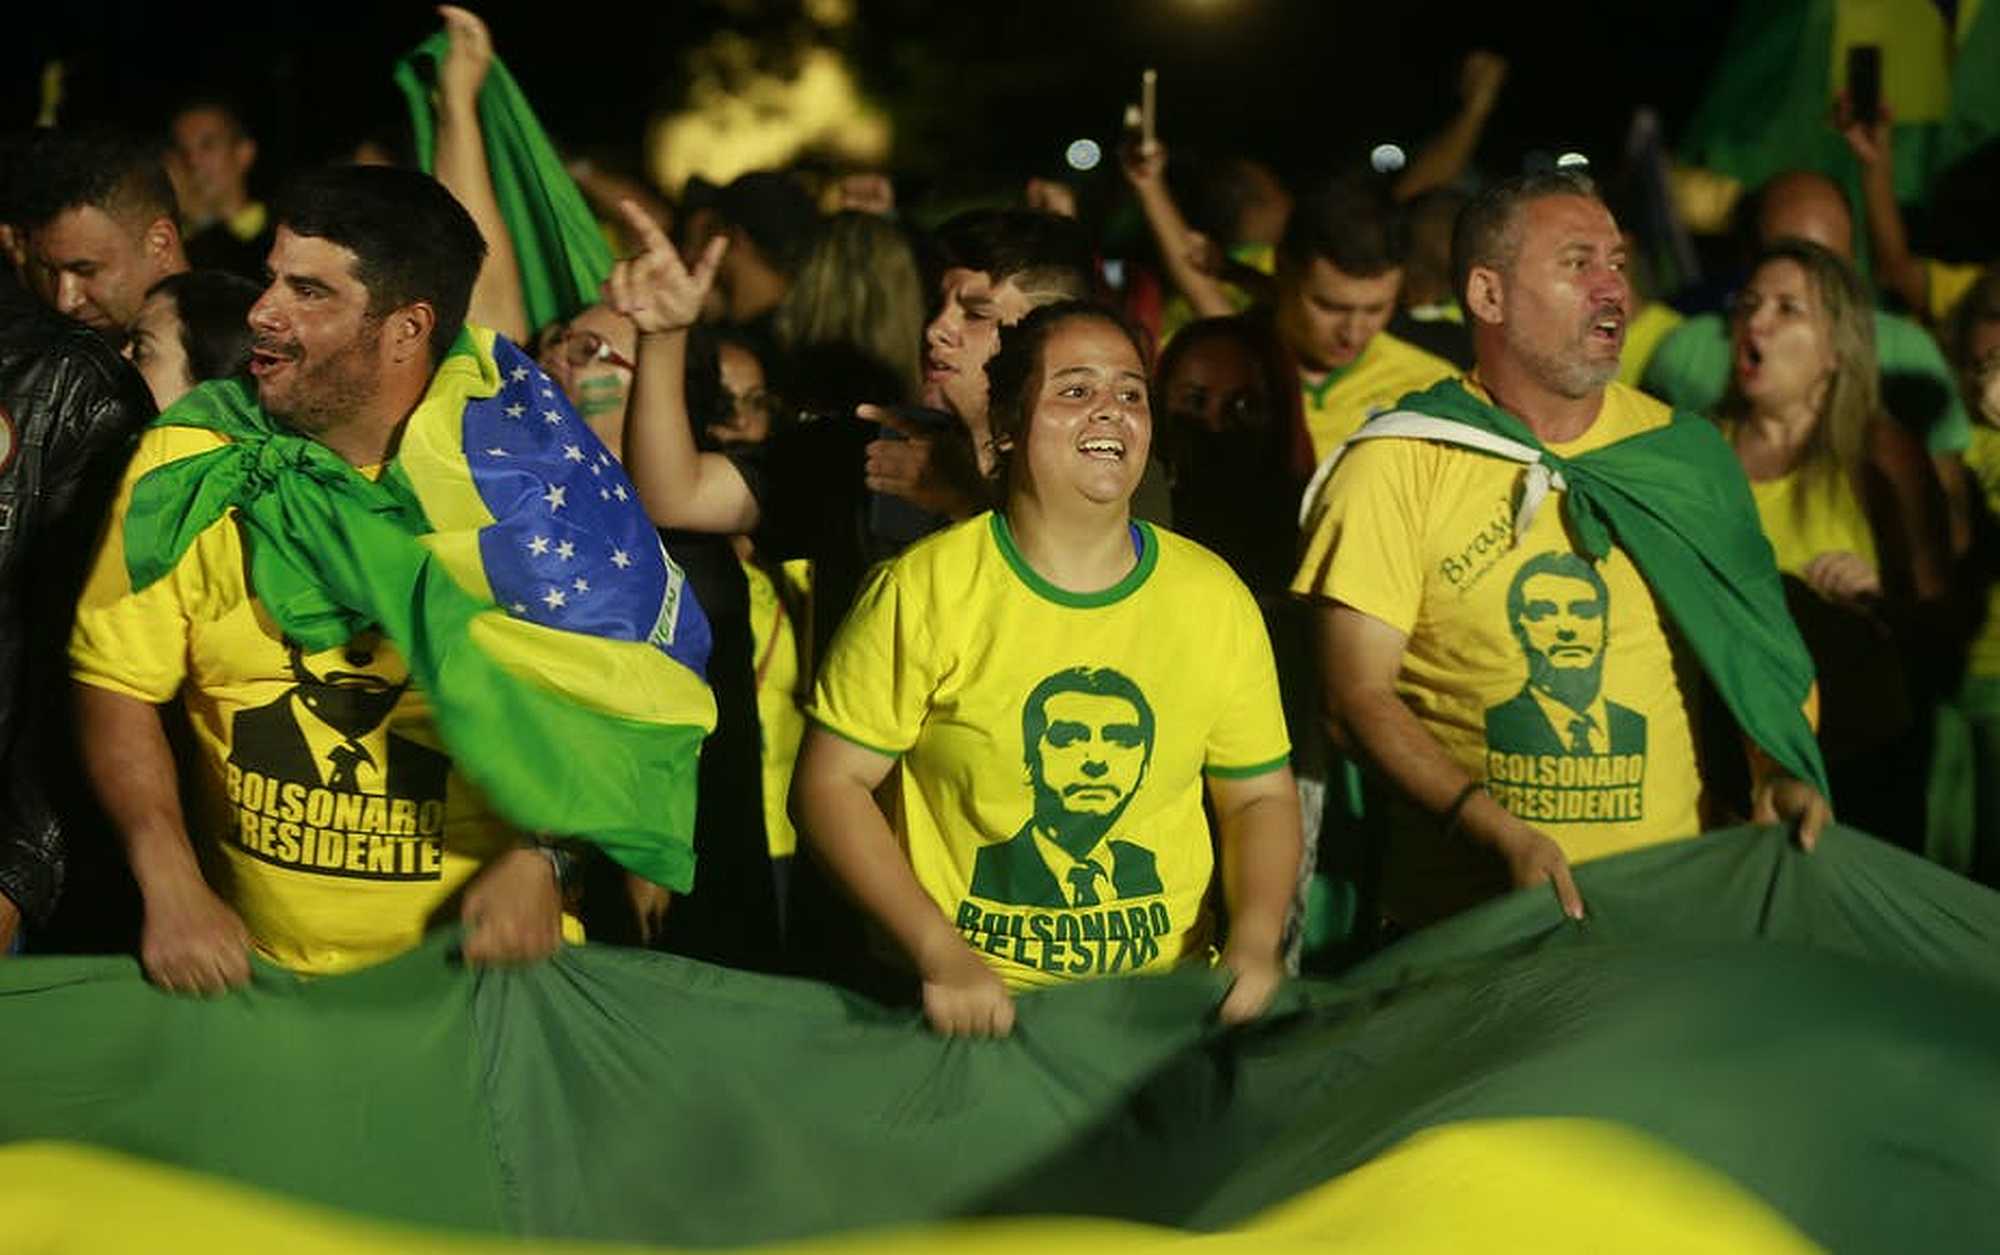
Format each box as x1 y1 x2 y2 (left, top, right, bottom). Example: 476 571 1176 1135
264 333 384 438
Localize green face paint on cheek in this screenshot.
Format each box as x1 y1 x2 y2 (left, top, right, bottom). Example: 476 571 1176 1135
577 374 626 418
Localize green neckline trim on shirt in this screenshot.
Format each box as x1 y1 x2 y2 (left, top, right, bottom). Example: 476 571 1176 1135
807 717 905 762
990 511 1158 609
1300 357 1356 408
1203 752 1292 779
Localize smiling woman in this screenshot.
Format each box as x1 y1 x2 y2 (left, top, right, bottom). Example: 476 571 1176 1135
792 301 1303 1038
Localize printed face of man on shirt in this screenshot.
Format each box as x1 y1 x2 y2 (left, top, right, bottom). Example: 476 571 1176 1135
1025 674 1156 860
285 637 406 742
1508 559 1608 714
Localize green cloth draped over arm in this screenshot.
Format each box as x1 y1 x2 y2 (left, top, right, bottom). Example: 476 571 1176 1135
392 33 614 333
1391 379 1830 799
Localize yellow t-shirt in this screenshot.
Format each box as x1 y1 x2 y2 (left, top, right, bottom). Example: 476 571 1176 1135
1617 302 1685 388
1928 259 1986 327
1291 381 1705 921
71 426 516 974
808 512 1290 991
1301 332 1458 462
1742 470 1878 577
744 556 811 859
1966 427 2000 678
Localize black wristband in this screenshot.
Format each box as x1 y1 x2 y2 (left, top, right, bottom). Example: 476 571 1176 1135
1441 780 1486 839
530 840 580 893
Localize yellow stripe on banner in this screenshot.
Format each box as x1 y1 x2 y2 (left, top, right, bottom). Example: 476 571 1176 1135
1244 1118 1820 1253
398 324 504 602
471 610 717 731
0 1120 1818 1255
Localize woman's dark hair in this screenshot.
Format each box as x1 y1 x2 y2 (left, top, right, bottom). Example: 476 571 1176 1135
984 300 1153 473
146 270 261 382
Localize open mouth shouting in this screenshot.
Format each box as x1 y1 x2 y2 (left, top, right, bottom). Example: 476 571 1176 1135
248 339 301 382
1586 305 1626 349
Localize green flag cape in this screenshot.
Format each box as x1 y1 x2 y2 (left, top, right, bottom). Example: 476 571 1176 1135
1305 378 1829 798
120 327 714 889
3 826 1996 1252
392 33 614 332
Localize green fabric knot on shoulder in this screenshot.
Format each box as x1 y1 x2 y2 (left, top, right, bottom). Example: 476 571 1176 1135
121 379 414 652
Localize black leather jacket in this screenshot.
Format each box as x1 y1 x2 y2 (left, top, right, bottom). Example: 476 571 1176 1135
0 275 153 926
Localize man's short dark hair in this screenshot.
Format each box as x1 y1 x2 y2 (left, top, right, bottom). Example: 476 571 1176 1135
1450 170 1603 309
15 129 177 233
171 96 252 141
1021 666 1157 778
1277 174 1407 279
933 208 1093 304
273 166 486 364
1505 551 1609 643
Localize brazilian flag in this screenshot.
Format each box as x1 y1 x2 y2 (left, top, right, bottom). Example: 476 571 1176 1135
122 328 714 889
4 825 1998 1252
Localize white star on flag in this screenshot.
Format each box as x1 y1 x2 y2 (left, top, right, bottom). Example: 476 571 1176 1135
572 577 590 594
599 488 611 501
504 403 525 419
486 447 510 457
543 484 567 510
613 484 628 501
610 549 632 569
563 444 585 462
556 540 576 560
527 535 551 556
510 366 529 382
510 602 528 614
543 587 567 609
542 387 554 398
543 410 564 426
590 462 603 476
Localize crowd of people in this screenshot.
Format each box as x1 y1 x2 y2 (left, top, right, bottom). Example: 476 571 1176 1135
2 7 1996 1036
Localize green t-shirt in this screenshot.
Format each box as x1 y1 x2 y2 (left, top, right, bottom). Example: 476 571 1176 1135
1640 309 1971 454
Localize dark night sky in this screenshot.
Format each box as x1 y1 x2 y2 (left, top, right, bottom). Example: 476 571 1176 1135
9 0 1745 212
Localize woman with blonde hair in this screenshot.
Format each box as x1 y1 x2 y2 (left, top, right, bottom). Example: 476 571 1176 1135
1717 238 1952 839
772 210 926 413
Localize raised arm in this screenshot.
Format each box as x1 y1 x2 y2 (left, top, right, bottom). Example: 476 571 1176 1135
1206 765 1301 1022
1119 137 1237 320
1838 102 1930 321
601 200 761 534
76 682 250 993
1317 602 1585 918
433 5 529 344
1394 51 1507 203
791 728 1014 1037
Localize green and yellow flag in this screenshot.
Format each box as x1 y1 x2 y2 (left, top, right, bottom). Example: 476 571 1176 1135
4 825 1998 1252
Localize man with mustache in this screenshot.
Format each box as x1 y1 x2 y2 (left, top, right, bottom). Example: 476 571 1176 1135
1294 170 1829 929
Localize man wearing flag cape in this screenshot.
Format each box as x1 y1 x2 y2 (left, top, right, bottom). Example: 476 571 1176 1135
1293 169 1831 928
69 166 715 993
